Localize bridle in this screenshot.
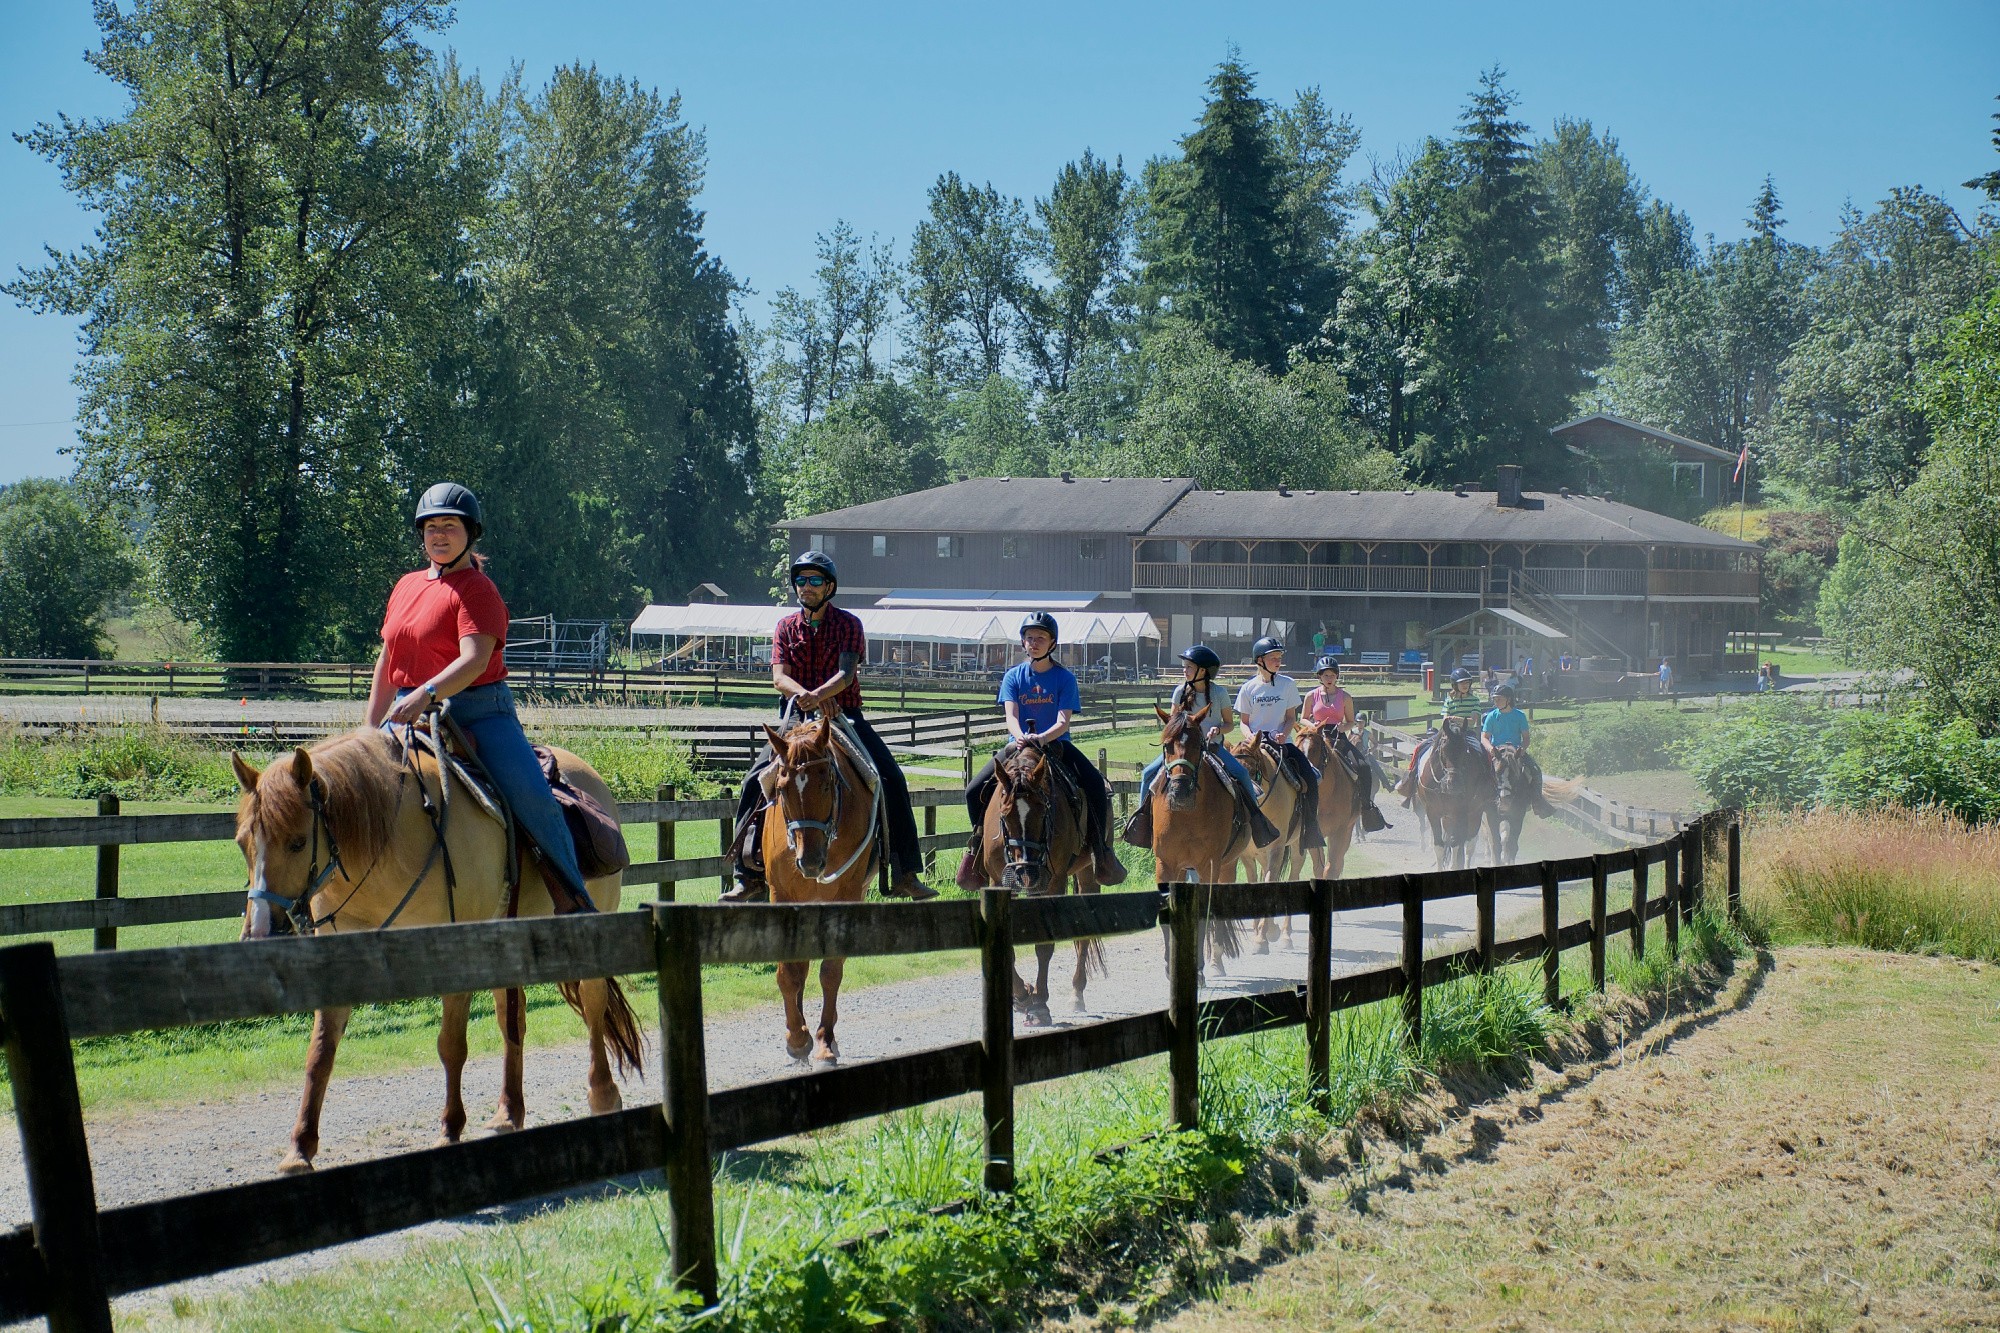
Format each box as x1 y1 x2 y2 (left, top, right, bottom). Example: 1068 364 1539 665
1158 714 1208 807
774 721 880 885
995 742 1053 890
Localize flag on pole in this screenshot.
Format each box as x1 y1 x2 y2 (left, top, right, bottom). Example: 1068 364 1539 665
1733 445 1750 484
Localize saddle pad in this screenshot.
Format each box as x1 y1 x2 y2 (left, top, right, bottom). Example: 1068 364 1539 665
394 725 508 828
1201 752 1248 850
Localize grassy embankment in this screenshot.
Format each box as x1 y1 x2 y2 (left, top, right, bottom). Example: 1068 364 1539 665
127 900 1746 1331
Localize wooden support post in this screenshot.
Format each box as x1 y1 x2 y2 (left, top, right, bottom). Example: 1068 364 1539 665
1664 843 1681 960
1589 856 1608 993
655 785 677 903
979 888 1016 1191
93 793 119 952
924 803 938 872
0 942 113 1333
1306 878 1332 1117
1687 823 1705 922
1400 874 1423 1048
717 817 732 898
654 906 718 1304
1167 882 1200 1132
1727 815 1742 922
1541 863 1561 1009
1473 867 1496 975
1630 856 1648 960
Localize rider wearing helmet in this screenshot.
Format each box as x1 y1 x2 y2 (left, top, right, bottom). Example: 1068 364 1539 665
1482 684 1556 815
1122 644 1279 850
367 483 593 913
1300 656 1390 833
721 550 935 902
1396 667 1488 805
1235 638 1324 851
957 612 1126 888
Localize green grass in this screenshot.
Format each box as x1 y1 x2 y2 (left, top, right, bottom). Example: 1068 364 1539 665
128 904 1745 1332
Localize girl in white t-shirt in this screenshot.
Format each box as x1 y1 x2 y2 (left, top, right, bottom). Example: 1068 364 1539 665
1236 638 1323 849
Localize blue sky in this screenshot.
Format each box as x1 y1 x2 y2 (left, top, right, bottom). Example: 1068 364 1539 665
3 0 1995 484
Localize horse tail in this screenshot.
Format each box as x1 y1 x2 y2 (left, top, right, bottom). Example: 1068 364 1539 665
1205 915 1243 961
1080 936 1108 982
559 977 647 1078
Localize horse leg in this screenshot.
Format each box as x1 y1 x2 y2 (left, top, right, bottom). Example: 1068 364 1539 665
434 992 472 1147
282 1005 352 1173
1019 942 1054 1027
572 979 624 1117
776 960 812 1063
813 957 845 1064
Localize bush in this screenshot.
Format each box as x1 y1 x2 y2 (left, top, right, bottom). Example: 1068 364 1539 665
0 725 241 800
1673 695 1832 809
1537 706 1694 777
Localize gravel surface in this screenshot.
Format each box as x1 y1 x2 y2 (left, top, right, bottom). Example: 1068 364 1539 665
0 810 1608 1321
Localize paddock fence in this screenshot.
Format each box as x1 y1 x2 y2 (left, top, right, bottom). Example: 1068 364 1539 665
0 811 1742 1329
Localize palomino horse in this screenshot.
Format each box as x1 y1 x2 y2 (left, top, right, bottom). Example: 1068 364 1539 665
759 705 882 1064
972 739 1106 1025
1412 722 1497 870
232 731 642 1174
1227 735 1302 954
1488 744 1536 862
1299 723 1363 880
1147 705 1246 972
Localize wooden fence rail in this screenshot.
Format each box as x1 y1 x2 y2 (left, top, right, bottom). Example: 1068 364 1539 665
0 809 1739 1328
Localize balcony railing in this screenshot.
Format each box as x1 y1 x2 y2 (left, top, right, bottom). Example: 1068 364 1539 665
1131 562 1483 595
1647 568 1759 599
1518 566 1646 597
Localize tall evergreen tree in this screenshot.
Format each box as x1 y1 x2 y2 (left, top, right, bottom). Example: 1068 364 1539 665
1016 151 1130 394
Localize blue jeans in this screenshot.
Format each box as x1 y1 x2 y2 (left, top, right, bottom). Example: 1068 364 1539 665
1142 745 1254 800
396 682 591 906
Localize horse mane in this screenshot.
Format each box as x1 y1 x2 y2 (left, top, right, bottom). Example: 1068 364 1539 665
240 729 403 871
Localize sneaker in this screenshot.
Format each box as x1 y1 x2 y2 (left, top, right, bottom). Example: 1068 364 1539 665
884 870 939 901
718 874 768 905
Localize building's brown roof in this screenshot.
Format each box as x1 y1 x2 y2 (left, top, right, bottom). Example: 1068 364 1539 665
1552 412 1737 463
781 476 1194 534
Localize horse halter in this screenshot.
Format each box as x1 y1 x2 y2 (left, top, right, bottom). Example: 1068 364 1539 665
247 777 345 937
778 746 843 868
997 748 1052 889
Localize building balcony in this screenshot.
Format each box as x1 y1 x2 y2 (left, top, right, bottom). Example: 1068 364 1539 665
1132 562 1483 595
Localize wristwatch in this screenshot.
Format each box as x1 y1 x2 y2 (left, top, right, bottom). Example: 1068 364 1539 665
423 684 438 705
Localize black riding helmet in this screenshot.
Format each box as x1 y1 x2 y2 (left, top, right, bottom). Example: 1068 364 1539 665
790 550 838 591
1019 610 1059 643
414 482 483 541
1495 683 1517 700
1314 654 1341 674
1450 667 1473 684
1252 635 1285 664
1179 643 1222 672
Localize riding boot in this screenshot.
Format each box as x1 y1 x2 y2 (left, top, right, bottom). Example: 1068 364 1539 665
955 834 986 891
719 869 768 904
885 868 939 901
1244 794 1283 848
1121 801 1155 849
1092 838 1128 885
1361 803 1390 833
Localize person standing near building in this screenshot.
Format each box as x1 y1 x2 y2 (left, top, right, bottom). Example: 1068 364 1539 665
721 550 935 903
1657 657 1674 696
1236 637 1324 851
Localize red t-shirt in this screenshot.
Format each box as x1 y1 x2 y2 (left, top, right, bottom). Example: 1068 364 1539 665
380 567 509 689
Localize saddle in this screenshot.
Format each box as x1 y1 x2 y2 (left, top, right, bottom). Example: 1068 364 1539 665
1416 726 1488 793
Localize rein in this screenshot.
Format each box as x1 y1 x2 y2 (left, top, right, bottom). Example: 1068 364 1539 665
777 721 881 885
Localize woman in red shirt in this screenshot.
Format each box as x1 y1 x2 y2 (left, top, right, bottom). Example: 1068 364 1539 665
366 483 591 911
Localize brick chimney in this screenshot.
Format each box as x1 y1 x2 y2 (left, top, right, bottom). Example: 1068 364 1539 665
1495 464 1523 508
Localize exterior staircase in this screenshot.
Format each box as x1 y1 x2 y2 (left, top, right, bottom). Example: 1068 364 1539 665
1497 569 1634 670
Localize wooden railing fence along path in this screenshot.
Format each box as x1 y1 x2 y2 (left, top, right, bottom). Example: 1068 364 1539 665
0 811 1743 1331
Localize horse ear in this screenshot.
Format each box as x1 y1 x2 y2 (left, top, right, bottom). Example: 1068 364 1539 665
1154 704 1170 725
231 752 261 792
288 748 313 785
762 723 786 750
1190 704 1211 726
994 762 1015 792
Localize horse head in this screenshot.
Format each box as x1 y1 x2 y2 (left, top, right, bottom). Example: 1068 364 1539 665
1156 705 1210 811
1492 745 1526 808
232 735 397 939
995 740 1055 894
763 715 842 879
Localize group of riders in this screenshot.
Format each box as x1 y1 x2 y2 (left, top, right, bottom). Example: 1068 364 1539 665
373 484 1549 909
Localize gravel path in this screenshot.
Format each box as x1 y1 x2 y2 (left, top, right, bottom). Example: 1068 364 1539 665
0 810 1607 1319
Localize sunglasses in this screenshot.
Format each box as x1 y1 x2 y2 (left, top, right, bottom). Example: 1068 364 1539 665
793 575 829 588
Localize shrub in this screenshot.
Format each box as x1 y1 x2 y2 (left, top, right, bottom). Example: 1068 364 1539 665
0 725 241 800
1537 706 1693 777
1673 695 1832 809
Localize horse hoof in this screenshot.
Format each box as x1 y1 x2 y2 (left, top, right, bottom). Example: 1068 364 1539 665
483 1114 521 1135
813 1048 840 1066
588 1086 623 1116
277 1154 314 1175
785 1037 812 1064
1023 1006 1053 1028
1073 996 1089 1014
1253 942 1270 955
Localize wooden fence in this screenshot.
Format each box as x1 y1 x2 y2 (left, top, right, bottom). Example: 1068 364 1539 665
0 811 1741 1329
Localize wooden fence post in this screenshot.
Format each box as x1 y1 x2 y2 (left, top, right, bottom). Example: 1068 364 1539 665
1589 856 1608 993
1306 878 1332 1117
1400 874 1423 1049
1727 815 1742 923
1630 856 1648 960
1663 843 1680 960
924 802 938 872
1473 867 1496 975
0 942 113 1333
1540 863 1561 1010
717 817 732 899
655 785 676 904
962 715 973 784
980 888 1016 1191
653 906 718 1304
94 794 119 952
1167 882 1200 1132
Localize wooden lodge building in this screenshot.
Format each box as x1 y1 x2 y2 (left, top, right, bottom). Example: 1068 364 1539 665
779 467 1761 678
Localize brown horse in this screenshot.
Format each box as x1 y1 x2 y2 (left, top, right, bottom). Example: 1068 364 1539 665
1146 705 1247 972
1229 736 1303 882
1413 722 1497 870
1488 744 1539 862
759 706 882 1064
1299 724 1364 880
972 739 1106 1024
232 731 642 1174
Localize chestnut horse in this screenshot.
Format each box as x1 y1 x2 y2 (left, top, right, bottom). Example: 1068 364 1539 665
1146 705 1246 972
232 731 642 1174
1413 722 1496 870
759 706 883 1064
1299 723 1363 880
972 739 1106 1024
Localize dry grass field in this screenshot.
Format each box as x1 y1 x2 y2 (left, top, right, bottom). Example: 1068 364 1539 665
1155 947 2000 1332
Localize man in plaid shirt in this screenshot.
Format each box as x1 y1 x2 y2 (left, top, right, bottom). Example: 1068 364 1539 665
721 550 935 902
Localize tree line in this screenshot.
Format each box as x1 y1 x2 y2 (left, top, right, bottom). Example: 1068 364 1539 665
5 2 1997 678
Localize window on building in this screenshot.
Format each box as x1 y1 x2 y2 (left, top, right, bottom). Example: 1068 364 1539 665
1002 537 1021 559
937 535 963 558
871 534 897 558
1672 461 1707 495
808 533 833 553
1080 538 1106 560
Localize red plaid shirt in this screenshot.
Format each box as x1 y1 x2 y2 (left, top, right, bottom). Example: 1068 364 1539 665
773 605 865 713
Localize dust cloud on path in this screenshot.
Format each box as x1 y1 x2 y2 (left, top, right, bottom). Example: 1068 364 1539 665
0 805 1608 1319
